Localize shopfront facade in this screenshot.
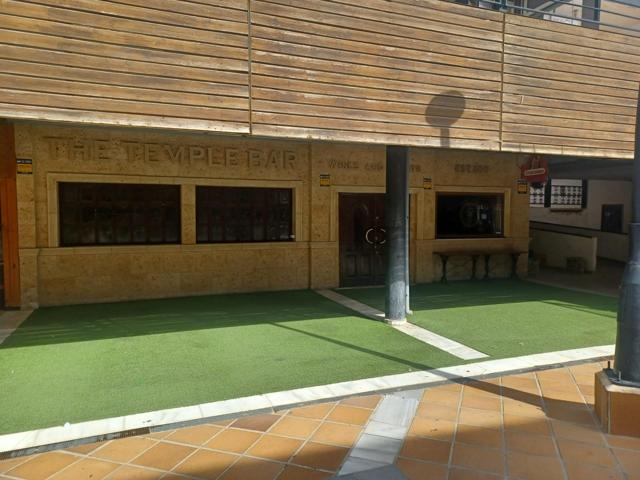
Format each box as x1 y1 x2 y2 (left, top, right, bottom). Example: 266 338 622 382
5 122 529 308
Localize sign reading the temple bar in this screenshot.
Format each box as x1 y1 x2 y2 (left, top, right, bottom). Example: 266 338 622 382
16 158 33 174
43 137 298 170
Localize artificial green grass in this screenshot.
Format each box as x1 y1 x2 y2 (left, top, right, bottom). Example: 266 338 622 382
0 290 457 435
341 279 617 358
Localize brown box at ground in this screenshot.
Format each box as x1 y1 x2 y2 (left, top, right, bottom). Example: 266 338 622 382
595 370 640 438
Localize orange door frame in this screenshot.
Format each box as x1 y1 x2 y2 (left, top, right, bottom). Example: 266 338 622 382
0 123 21 308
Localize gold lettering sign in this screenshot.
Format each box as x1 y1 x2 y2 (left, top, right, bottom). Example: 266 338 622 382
43 137 298 170
454 164 489 174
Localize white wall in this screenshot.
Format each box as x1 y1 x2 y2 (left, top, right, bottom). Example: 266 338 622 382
530 228 598 271
529 180 631 232
529 179 630 262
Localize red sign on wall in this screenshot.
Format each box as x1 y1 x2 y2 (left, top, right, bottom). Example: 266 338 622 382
520 155 549 185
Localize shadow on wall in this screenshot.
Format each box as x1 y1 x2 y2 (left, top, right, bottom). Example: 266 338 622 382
425 90 466 149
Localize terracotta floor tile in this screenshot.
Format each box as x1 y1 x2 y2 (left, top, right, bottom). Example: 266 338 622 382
131 442 195 471
505 431 557 457
421 389 461 406
550 420 605 445
415 402 458 421
399 436 451 464
502 377 539 390
247 434 303 462
340 395 381 409
455 424 503 449
270 416 321 439
206 428 261 454
64 441 104 455
606 433 640 450
545 404 596 425
210 419 234 427
325 405 371 425
451 444 504 475
458 409 502 430
461 394 501 412
91 436 157 463
311 422 361 447
144 430 174 440
564 462 624 480
503 414 552 436
108 465 164 480
49 458 119 480
502 399 545 418
219 457 283 480
448 467 504 480
506 451 564 480
232 414 281 432
395 457 447 480
408 417 456 442
165 424 222 446
288 403 335 420
557 437 616 468
291 442 349 471
613 448 640 475
276 465 332 480
172 450 238 479
6 452 78 480
0 456 30 474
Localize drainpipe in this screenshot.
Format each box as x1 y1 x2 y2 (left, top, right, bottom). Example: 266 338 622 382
613 84 640 386
385 145 409 324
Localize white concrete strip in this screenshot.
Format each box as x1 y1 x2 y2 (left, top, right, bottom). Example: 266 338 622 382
315 289 487 360
315 289 384 321
0 344 613 456
0 310 32 346
339 391 419 475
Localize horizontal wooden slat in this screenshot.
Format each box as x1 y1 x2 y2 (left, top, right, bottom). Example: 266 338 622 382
252 65 502 103
0 73 248 110
250 12 504 63
253 124 501 150
1 89 249 123
0 55 248 97
252 88 502 119
0 0 250 132
502 112 634 131
253 100 500 131
251 0 502 51
502 132 634 151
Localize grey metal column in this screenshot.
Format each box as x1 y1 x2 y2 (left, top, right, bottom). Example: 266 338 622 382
385 145 409 324
614 84 640 386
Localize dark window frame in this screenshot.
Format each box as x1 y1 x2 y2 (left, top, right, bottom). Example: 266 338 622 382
59 182 181 247
196 186 294 244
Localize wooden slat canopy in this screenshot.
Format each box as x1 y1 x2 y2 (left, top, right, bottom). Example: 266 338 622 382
0 0 638 158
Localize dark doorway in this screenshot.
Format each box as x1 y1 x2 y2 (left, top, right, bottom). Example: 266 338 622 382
602 204 624 233
339 193 386 287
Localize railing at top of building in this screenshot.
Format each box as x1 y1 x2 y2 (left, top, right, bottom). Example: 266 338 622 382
447 0 640 35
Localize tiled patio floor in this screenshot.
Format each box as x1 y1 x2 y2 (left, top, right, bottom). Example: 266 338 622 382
2 361 639 480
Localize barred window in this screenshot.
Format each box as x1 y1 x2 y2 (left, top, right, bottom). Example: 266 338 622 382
196 187 293 243
59 183 180 246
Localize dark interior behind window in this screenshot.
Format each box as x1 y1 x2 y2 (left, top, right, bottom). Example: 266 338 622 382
437 193 504 238
196 186 293 243
59 182 180 246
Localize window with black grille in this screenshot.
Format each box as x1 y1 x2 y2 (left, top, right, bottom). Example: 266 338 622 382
196 186 293 243
59 183 180 246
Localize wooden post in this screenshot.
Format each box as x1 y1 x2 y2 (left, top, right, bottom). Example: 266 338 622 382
0 122 21 308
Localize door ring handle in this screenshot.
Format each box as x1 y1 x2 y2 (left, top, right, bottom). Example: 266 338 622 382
365 228 374 245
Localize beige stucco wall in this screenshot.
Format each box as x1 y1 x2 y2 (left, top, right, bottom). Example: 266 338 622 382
13 122 530 307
